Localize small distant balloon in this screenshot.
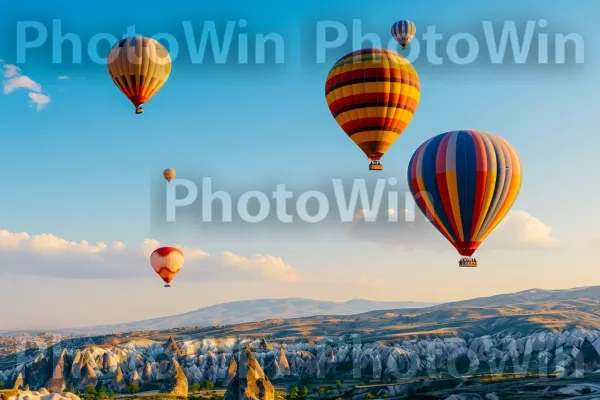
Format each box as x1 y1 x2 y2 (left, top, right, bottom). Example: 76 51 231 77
163 168 176 183
150 247 184 287
107 36 172 114
391 20 416 49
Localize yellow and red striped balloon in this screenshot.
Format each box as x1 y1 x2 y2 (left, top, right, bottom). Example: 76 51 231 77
163 168 176 183
325 48 420 170
107 36 171 114
150 247 184 287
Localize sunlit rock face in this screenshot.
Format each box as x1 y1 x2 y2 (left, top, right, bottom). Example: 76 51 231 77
3 388 82 400
2 328 600 391
224 348 274 400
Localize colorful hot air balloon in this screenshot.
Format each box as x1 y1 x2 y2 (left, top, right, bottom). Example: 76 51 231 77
107 36 171 114
325 48 420 171
407 130 522 268
150 247 184 287
163 168 176 183
391 20 416 50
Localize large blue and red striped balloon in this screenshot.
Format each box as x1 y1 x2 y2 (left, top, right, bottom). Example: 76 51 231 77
407 130 522 257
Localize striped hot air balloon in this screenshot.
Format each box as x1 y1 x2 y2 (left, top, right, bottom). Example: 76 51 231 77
407 130 522 268
325 48 420 171
150 247 184 287
107 36 171 114
163 168 176 183
391 20 417 50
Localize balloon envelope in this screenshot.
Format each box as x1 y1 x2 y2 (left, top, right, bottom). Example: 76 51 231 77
107 36 171 113
325 48 420 164
391 20 417 48
407 130 522 256
163 168 176 183
150 247 184 284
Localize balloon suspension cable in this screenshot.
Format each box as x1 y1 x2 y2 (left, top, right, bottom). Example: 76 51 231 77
458 257 478 268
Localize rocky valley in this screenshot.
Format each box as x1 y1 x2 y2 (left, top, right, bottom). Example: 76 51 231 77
2 287 600 399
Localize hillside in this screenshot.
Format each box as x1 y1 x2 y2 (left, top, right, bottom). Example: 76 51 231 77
138 300 600 343
428 286 600 310
4 298 436 336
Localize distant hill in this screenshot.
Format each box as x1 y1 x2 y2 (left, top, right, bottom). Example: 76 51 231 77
428 286 600 309
19 298 436 336
5 287 600 337
135 286 600 342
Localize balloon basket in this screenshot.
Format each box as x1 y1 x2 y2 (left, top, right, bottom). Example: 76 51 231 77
164 284 171 287
135 107 143 114
369 162 383 171
459 257 477 268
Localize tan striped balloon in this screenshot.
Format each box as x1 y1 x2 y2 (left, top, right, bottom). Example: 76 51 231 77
107 36 171 114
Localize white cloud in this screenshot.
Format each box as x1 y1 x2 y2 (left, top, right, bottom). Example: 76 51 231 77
57 75 69 80
28 92 51 110
484 211 556 249
0 229 301 282
0 230 108 254
4 75 41 94
1 61 51 111
139 238 210 261
221 252 301 282
3 64 20 79
347 208 557 252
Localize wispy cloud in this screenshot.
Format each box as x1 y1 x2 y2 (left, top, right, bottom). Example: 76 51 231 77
348 209 557 252
57 75 69 80
0 229 302 283
1 61 51 111
28 92 51 111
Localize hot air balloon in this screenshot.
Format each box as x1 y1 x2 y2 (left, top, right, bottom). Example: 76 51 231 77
163 168 176 183
391 20 416 50
150 247 184 287
107 36 171 114
407 130 522 268
325 48 420 171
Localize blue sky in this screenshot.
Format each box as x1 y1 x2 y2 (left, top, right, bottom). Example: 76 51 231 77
0 0 598 329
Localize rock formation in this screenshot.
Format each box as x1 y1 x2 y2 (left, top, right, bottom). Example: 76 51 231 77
224 348 274 400
223 353 239 386
165 337 183 357
266 347 290 380
168 358 188 397
12 373 24 390
25 354 50 390
5 327 600 391
259 338 273 351
141 361 153 383
2 387 81 400
111 366 126 392
46 348 70 393
76 363 97 391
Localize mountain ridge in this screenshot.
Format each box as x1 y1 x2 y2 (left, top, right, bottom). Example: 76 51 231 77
4 286 600 336
0 297 437 336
